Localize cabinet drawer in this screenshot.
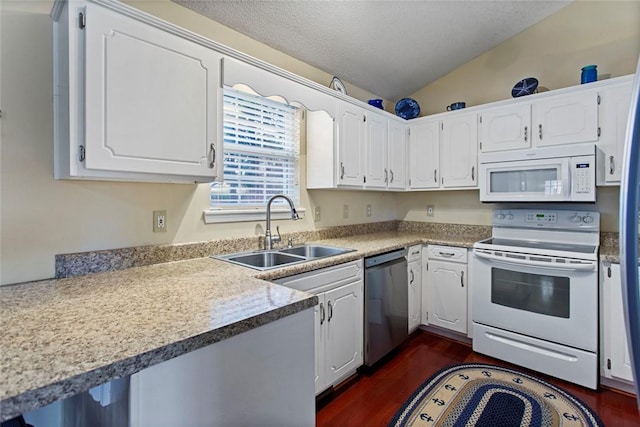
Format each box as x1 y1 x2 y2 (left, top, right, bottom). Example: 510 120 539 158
407 245 422 262
274 259 363 293
427 245 467 263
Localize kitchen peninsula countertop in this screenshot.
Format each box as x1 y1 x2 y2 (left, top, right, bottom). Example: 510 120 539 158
0 229 486 420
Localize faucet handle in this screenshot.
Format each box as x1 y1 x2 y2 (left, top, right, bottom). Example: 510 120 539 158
287 237 295 248
274 225 282 246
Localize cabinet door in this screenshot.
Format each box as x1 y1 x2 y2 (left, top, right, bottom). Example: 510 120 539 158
365 112 388 189
607 264 634 382
408 120 439 189
479 103 531 152
441 113 478 188
314 294 327 394
324 279 364 386
427 260 467 334
533 91 599 147
337 103 365 186
84 3 221 178
408 260 422 332
599 82 633 183
387 120 408 189
421 249 429 326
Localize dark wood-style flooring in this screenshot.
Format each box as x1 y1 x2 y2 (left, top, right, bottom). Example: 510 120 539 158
316 331 640 426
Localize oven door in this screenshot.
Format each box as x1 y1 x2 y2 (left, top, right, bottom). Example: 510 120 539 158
479 157 570 202
472 249 598 352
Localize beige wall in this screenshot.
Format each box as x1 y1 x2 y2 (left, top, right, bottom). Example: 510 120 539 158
1 0 636 285
0 1 395 285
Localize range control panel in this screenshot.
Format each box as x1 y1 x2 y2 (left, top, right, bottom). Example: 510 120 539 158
493 209 599 231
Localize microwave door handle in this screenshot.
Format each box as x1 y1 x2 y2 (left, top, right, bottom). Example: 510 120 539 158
473 250 596 272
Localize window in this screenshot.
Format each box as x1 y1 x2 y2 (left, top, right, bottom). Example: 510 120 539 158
210 87 301 210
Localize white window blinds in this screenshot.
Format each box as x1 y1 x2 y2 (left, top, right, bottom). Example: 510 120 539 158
211 87 300 207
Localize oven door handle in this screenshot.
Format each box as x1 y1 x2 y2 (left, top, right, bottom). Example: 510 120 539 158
473 250 597 272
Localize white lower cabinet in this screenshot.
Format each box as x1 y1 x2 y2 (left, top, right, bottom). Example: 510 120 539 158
601 262 636 386
424 245 468 334
130 309 315 427
407 245 422 333
275 260 364 395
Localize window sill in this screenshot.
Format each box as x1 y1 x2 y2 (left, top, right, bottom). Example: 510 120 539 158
203 207 306 224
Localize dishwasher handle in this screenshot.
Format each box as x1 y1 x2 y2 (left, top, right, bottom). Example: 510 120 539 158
365 248 408 268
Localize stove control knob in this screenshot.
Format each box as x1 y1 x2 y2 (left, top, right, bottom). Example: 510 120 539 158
570 215 582 223
505 213 514 220
582 216 594 224
496 213 505 220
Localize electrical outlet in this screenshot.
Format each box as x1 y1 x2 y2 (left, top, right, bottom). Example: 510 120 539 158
366 204 372 217
153 210 167 232
314 206 321 222
343 204 349 219
427 205 435 217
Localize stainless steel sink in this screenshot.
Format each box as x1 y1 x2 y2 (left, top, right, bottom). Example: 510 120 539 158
213 244 355 271
278 244 354 259
218 251 306 270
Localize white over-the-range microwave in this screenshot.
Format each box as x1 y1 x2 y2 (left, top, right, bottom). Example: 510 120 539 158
478 143 596 202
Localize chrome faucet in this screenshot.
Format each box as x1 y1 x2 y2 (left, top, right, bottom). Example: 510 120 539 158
265 194 299 250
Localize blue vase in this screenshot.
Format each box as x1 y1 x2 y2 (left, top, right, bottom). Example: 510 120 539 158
581 65 597 84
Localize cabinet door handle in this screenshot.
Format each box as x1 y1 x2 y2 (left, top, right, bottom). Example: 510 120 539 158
208 143 216 169
320 302 325 325
609 156 615 175
434 169 437 183
538 124 543 140
524 126 528 142
328 301 333 322
410 270 415 284
471 166 475 181
340 162 345 180
461 271 464 287
384 168 388 183
390 170 394 183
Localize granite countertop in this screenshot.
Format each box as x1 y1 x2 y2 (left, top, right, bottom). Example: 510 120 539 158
0 229 486 421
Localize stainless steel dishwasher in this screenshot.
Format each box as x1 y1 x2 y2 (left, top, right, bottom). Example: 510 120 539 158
364 248 408 367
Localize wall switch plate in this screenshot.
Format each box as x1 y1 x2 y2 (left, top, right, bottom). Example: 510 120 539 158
427 205 435 217
343 204 349 219
366 204 372 217
153 210 167 232
314 206 321 222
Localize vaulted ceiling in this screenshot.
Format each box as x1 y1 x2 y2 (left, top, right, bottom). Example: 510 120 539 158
174 0 572 100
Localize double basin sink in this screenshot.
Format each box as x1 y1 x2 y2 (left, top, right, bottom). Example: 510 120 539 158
215 244 355 271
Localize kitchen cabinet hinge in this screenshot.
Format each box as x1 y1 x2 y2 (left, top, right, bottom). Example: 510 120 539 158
607 266 612 278
79 12 86 29
79 145 86 162
607 358 611 369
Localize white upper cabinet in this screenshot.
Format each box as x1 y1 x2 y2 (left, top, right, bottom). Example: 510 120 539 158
365 111 389 189
597 77 634 184
337 103 367 187
307 101 407 190
479 103 531 152
53 0 223 183
408 113 477 190
408 120 440 189
387 120 408 189
532 91 599 147
440 112 478 188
